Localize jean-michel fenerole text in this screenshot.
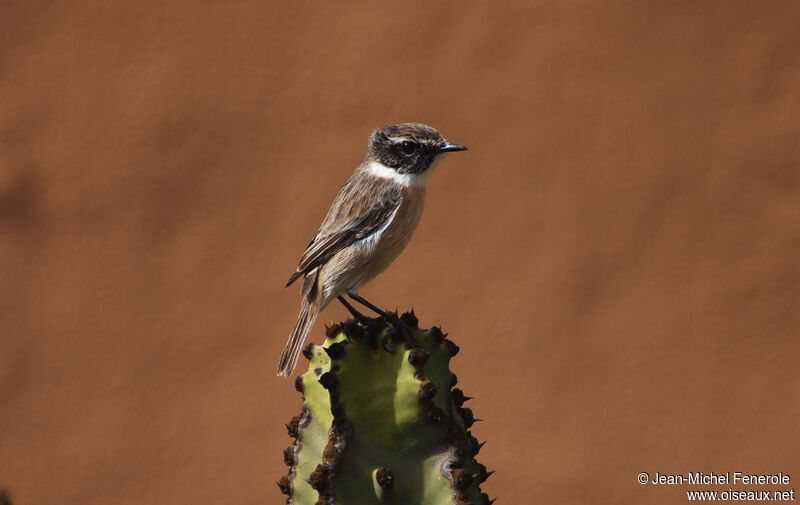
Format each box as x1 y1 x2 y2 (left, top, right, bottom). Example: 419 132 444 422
651 472 791 486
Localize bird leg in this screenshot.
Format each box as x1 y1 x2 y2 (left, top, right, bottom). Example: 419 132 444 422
337 296 381 324
346 293 419 352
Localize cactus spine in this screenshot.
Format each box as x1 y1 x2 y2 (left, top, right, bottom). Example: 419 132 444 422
279 312 493 505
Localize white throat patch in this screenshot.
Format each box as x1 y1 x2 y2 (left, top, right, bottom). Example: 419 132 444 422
363 160 432 187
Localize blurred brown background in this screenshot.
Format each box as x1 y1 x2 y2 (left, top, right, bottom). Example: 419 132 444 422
1 1 799 504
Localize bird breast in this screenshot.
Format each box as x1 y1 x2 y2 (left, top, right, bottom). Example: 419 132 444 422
321 185 425 299
362 185 425 254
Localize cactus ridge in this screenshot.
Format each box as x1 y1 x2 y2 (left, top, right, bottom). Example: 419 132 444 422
279 311 494 505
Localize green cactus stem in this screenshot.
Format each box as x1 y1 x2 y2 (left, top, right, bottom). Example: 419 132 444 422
279 311 494 505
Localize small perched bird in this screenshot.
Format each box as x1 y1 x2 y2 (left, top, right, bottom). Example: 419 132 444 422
278 123 467 376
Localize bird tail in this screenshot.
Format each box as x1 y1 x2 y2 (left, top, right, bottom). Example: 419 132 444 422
277 297 320 376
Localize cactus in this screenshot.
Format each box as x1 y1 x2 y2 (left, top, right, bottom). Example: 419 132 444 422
279 311 494 505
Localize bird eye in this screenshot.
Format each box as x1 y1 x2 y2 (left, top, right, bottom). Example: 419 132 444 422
399 140 417 155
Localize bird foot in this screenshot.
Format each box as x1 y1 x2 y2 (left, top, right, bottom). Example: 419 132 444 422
380 313 419 354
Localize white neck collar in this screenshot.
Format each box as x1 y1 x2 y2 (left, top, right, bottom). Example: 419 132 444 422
362 159 435 187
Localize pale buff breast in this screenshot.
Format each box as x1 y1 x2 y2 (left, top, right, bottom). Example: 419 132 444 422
319 185 425 304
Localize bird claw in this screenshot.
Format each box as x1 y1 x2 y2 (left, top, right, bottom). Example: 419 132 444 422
380 329 396 354
391 317 419 347
380 317 419 354
398 323 419 348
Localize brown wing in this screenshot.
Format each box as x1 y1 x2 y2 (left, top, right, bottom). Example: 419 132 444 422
286 185 402 287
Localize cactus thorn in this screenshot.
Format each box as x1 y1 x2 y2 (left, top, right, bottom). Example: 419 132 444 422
418 380 438 401
400 309 419 327
301 342 315 360
451 388 472 406
319 371 338 391
408 348 430 368
460 407 474 425
452 468 474 490
324 323 342 338
375 467 394 490
322 440 338 463
283 447 295 466
286 415 301 438
308 464 331 492
277 476 292 495
325 342 345 359
427 406 447 425
444 339 460 356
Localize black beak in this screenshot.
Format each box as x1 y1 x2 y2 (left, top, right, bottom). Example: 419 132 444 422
438 142 468 153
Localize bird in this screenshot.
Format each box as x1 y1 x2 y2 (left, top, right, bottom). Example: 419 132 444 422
278 123 468 376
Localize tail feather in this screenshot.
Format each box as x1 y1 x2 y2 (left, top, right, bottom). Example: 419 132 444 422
277 298 320 376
